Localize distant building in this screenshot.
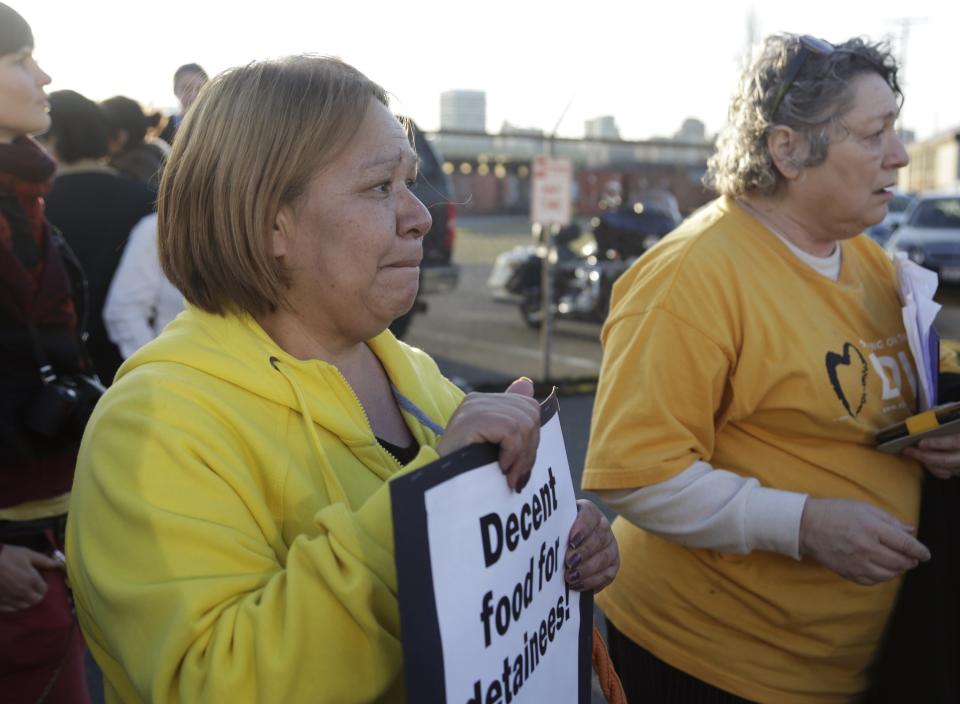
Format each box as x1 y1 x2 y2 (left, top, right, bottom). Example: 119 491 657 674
673 118 707 143
584 116 620 140
499 120 543 137
425 129 714 216
899 126 960 193
440 90 487 132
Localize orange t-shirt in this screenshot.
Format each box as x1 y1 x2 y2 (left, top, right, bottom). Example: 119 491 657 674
583 197 922 703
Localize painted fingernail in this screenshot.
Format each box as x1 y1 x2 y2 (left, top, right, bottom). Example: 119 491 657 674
566 552 582 569
569 532 584 549
567 570 581 582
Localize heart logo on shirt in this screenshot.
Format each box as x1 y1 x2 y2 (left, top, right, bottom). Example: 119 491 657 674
825 342 868 418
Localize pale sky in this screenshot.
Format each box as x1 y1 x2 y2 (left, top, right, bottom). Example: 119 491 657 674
26 0 960 142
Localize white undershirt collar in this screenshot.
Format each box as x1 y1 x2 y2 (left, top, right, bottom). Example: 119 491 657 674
737 198 841 281
771 229 841 281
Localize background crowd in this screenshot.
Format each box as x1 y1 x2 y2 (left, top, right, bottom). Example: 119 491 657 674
0 5 208 699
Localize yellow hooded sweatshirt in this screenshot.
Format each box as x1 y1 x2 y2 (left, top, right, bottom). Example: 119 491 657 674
65 305 465 703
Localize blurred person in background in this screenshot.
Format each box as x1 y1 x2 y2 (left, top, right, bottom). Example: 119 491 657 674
0 3 92 702
583 33 955 703
100 95 166 191
102 212 183 358
157 62 207 144
66 55 618 702
142 111 171 157
100 97 178 360
40 90 155 384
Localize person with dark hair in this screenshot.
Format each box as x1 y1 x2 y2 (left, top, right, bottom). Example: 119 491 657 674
173 62 208 89
0 3 92 702
158 62 207 144
100 95 166 190
40 90 155 384
39 90 109 163
584 33 946 703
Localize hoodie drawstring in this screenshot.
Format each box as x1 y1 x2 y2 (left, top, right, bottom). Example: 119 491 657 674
270 356 351 508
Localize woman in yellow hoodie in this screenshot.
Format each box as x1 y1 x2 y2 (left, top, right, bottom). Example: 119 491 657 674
65 56 619 703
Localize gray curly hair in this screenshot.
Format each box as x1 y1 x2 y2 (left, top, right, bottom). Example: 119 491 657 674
705 34 901 197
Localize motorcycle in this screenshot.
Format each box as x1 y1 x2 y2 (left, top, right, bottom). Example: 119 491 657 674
488 204 679 328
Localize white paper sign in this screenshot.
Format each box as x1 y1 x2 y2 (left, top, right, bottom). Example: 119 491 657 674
530 156 573 227
392 394 591 704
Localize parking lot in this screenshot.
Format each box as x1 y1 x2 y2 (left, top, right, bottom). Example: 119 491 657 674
410 214 960 389
406 216 603 388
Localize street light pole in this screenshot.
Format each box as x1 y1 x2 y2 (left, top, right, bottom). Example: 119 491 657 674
540 95 575 382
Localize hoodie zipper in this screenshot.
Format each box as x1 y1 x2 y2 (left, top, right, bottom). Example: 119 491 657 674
329 367 405 470
272 355 419 482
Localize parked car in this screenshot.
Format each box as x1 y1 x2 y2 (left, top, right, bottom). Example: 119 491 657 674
885 194 960 284
868 190 916 246
389 121 459 337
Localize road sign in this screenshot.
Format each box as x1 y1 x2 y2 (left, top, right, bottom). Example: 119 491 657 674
531 157 573 227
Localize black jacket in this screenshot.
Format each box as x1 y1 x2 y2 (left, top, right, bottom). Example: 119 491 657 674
44 167 155 384
864 372 960 703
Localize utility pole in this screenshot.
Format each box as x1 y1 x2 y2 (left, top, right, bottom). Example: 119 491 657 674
740 9 758 70
888 16 929 129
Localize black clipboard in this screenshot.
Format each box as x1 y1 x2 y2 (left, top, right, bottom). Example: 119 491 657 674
875 400 960 453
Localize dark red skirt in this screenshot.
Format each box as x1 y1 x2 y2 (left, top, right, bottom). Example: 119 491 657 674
0 520 89 704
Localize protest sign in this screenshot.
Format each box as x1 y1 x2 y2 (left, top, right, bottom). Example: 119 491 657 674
391 392 591 704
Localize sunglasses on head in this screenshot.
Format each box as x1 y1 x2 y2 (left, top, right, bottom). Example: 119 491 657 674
769 35 835 120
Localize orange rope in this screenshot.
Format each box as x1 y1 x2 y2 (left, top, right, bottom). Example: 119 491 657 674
592 621 627 704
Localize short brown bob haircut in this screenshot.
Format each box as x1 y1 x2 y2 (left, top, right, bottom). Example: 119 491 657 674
158 55 389 315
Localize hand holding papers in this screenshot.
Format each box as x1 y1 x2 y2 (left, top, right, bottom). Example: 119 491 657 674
391 392 592 704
